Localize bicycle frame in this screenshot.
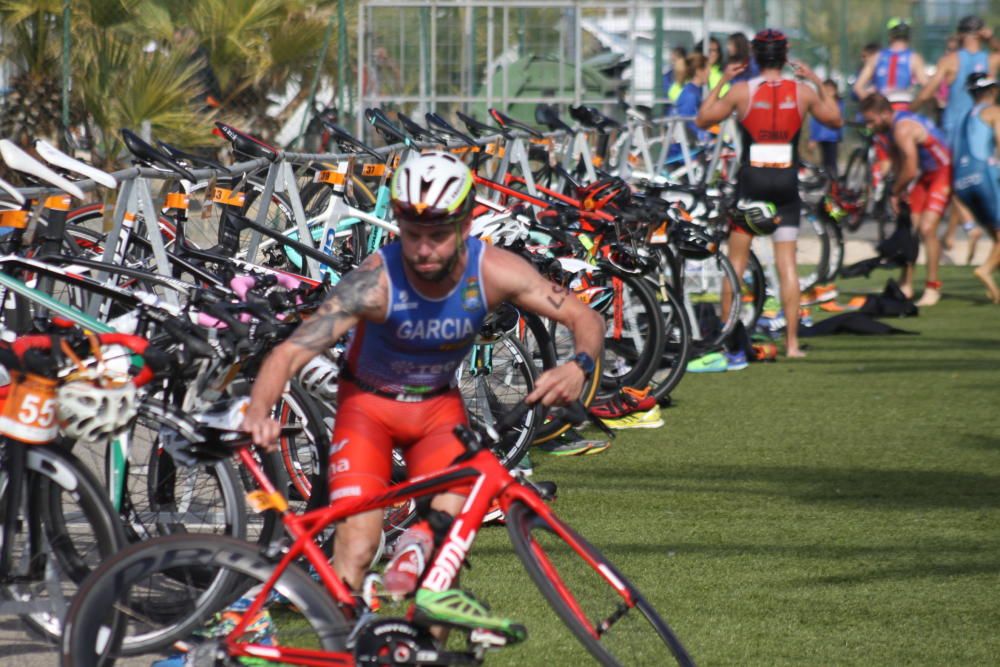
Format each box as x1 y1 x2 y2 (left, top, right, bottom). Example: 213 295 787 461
220 442 625 665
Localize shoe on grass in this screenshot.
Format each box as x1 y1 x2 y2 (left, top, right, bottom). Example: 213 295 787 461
536 429 597 456
603 405 664 430
724 350 748 371
415 588 527 644
687 352 728 373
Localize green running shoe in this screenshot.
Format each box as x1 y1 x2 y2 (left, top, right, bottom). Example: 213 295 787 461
535 428 599 456
415 588 527 643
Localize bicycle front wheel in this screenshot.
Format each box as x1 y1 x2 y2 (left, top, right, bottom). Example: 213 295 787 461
506 501 694 666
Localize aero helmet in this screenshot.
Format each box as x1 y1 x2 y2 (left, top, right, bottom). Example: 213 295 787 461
734 199 780 236
390 151 475 225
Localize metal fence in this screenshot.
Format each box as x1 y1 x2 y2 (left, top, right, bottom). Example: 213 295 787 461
354 0 755 137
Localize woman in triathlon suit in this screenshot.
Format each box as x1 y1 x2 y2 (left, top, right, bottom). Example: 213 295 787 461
696 29 842 358
953 74 1000 302
242 152 604 636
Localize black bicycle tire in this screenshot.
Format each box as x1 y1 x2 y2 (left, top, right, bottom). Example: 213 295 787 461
60 533 349 664
841 148 870 232
823 216 845 282
645 281 693 403
594 272 665 393
4 445 125 641
459 336 541 468
741 250 767 331
87 401 248 545
797 213 830 295
505 501 695 666
525 311 602 445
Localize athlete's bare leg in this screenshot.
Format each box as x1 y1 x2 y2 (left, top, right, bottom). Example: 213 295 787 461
723 231 752 320
973 230 1000 304
334 492 466 592
334 509 385 591
773 239 805 358
916 209 945 306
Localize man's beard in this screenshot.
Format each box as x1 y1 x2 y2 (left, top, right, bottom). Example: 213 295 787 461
404 249 460 282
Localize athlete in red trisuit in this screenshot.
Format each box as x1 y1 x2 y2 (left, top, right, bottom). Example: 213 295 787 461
696 29 842 358
242 151 604 638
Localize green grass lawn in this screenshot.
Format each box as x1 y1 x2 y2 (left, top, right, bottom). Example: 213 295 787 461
460 265 1000 666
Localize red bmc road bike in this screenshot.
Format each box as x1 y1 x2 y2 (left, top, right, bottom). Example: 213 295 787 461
62 403 694 666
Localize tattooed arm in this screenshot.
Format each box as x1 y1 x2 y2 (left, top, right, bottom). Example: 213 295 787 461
244 255 387 448
483 246 604 406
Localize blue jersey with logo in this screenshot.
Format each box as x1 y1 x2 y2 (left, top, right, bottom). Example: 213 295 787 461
873 48 914 98
942 49 990 144
344 237 489 394
953 103 1000 228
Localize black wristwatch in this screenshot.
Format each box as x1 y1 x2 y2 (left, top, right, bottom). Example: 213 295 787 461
570 352 596 378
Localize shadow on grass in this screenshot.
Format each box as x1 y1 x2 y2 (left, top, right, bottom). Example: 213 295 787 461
958 433 1000 452
558 463 1000 509
819 358 1000 374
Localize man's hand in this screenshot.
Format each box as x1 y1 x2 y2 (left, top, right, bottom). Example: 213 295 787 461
722 61 747 83
526 362 586 407
242 409 282 452
790 60 820 85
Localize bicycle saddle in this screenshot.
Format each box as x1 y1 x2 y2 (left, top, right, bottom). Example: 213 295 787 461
35 140 117 189
568 105 619 131
425 113 479 146
321 121 382 159
0 139 85 199
120 129 197 182
456 111 508 139
489 108 544 138
156 141 227 172
396 111 450 144
213 122 280 162
364 108 412 145
534 104 573 133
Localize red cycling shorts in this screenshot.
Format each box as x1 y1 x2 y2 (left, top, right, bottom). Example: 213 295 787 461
327 379 472 506
908 166 952 216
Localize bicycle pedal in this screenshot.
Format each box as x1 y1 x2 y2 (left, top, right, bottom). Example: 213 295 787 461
469 627 510 648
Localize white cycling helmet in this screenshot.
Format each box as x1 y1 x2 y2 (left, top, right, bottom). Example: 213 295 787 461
298 354 340 401
390 151 475 226
57 381 137 442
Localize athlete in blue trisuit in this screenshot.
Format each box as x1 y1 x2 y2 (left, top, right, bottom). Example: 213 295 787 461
853 18 927 110
911 15 1000 305
953 73 1000 303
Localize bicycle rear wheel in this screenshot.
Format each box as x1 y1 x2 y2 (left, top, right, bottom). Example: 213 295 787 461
61 533 350 664
506 502 694 666
0 445 124 641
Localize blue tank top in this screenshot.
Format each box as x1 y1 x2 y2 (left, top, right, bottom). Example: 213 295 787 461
891 111 951 173
942 49 990 137
873 48 913 97
954 103 998 180
345 237 489 394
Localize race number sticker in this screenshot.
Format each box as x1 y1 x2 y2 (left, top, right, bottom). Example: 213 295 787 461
0 373 58 444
